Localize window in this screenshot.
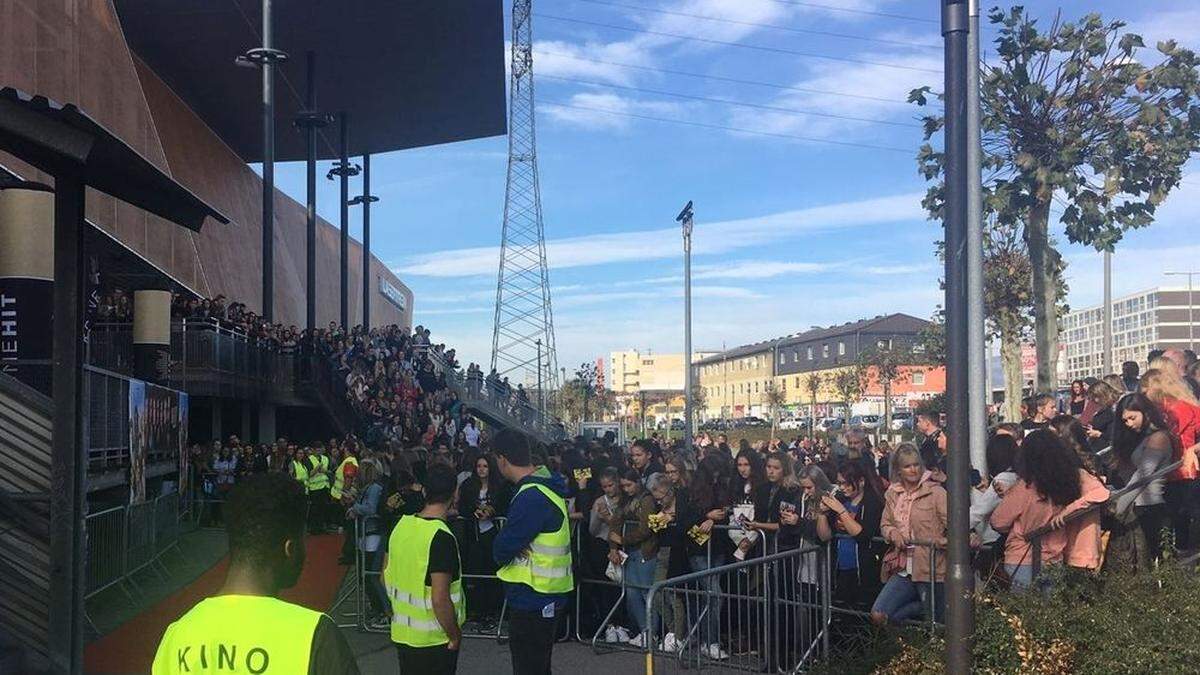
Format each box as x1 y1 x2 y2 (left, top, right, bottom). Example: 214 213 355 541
838 342 845 356
877 338 892 350
792 349 799 363
754 382 759 393
642 359 653 366
822 344 830 358
807 347 813 360
795 377 800 388
778 352 785 364
912 371 926 386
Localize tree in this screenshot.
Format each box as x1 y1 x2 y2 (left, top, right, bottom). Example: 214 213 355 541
830 366 862 427
765 383 787 441
912 8 1200 391
804 372 824 439
559 362 616 428
690 383 708 424
922 222 1041 422
858 341 909 439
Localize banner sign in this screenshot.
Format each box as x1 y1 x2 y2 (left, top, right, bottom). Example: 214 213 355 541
129 380 147 504
0 277 53 379
129 379 187 504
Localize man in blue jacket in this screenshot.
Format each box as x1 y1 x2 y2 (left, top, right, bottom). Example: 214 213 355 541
493 429 573 675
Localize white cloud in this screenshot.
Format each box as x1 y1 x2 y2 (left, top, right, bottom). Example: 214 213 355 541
541 91 688 131
865 263 934 275
1127 8 1200 52
693 260 838 279
727 49 939 141
396 191 925 277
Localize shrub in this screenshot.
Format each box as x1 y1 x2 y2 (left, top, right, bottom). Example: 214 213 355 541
820 563 1200 674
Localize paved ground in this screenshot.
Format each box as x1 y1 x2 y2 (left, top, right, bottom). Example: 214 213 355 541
345 629 645 674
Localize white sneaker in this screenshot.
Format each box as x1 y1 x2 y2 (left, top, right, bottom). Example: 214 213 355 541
604 626 620 643
628 632 647 648
661 633 680 653
613 626 632 643
704 643 729 660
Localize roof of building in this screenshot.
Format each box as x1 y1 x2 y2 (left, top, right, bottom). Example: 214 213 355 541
0 87 229 231
693 313 929 366
113 0 507 162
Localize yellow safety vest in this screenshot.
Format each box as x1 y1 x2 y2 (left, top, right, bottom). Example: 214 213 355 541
330 456 358 501
151 595 322 674
306 454 330 492
496 483 574 594
383 516 465 647
292 460 309 494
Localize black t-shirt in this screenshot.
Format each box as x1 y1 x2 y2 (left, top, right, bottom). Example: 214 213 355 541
409 515 461 586
308 614 361 675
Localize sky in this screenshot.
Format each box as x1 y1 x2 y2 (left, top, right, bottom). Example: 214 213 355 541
272 0 1200 378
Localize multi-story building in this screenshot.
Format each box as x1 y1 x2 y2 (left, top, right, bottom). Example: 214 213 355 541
609 349 718 393
694 314 945 420
1061 287 1200 383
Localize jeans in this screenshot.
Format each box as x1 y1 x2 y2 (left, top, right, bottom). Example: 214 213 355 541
688 553 724 645
364 548 389 618
916 580 945 623
396 643 459 675
624 552 658 633
871 575 922 624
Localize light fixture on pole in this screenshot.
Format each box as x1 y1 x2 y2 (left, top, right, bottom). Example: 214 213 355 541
1165 271 1200 353
677 200 694 455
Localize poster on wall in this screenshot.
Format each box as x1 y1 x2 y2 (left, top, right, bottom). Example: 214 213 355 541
178 392 189 497
129 380 147 504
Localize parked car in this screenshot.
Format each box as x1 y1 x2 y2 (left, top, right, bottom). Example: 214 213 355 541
817 417 844 432
741 416 769 428
890 412 913 431
850 414 882 430
779 418 808 431
700 419 727 431
669 418 686 431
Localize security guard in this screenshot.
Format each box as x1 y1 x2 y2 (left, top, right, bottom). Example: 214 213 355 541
152 473 359 674
384 463 465 674
306 443 332 532
493 429 573 675
329 447 358 503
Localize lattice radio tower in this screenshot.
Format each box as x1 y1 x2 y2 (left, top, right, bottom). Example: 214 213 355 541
491 0 559 401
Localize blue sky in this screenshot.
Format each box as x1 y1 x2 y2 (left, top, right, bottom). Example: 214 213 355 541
272 0 1200 376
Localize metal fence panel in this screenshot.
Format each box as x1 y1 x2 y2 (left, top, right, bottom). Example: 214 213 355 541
125 500 157 577
84 506 127 598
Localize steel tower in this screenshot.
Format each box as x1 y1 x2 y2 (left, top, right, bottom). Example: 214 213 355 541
491 0 559 402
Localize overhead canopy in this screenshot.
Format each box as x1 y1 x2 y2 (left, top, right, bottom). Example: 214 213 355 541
0 88 230 232
114 0 508 163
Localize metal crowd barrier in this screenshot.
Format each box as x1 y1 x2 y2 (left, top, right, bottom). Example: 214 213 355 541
82 491 185 632
644 542 831 675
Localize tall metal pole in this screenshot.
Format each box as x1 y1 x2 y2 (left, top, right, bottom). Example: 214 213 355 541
361 153 372 329
678 201 694 455
260 0 278 322
1103 251 1113 375
49 169 87 674
942 0 974 670
296 52 330 333
339 113 349 329
966 0 987 474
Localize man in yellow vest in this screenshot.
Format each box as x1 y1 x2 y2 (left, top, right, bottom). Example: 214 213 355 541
331 446 360 564
152 473 360 674
492 429 573 675
306 443 332 533
384 463 465 674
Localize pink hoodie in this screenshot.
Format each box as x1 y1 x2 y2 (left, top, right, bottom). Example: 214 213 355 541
990 469 1109 568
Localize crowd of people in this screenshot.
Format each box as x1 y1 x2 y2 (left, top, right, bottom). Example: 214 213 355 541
169 282 1200 667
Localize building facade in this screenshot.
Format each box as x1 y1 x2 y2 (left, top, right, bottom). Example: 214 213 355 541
694 314 944 420
1061 287 1200 383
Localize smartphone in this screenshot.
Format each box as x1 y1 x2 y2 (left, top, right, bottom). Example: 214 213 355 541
779 501 796 514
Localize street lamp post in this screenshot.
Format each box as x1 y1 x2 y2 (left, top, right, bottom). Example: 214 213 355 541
1165 271 1199 353
677 200 694 455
